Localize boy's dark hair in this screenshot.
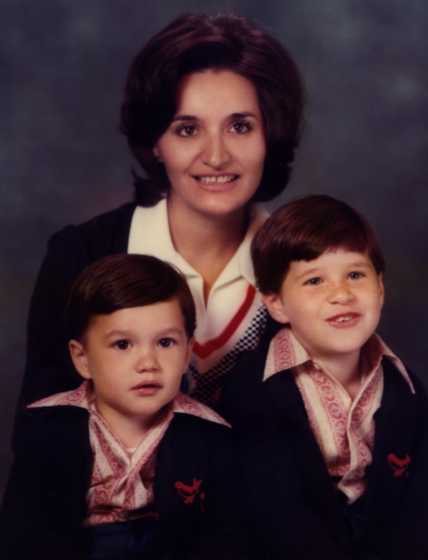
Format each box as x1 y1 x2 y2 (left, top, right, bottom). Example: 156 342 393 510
252 195 386 294
120 13 304 206
66 254 196 340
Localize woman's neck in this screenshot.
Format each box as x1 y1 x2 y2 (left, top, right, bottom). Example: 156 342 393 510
167 198 249 301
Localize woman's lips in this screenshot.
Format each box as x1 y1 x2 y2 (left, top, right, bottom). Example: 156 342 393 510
326 312 361 328
192 174 239 191
194 174 239 184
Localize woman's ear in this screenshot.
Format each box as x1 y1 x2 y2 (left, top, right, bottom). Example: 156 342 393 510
262 293 290 325
68 339 92 380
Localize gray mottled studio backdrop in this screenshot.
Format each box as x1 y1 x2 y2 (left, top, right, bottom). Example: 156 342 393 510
1 0 427 498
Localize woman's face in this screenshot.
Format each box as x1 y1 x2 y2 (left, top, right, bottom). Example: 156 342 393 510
155 69 266 221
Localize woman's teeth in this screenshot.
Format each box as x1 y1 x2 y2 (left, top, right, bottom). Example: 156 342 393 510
197 175 237 184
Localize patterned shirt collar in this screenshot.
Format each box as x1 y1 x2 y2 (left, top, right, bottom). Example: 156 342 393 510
263 327 415 394
28 381 230 426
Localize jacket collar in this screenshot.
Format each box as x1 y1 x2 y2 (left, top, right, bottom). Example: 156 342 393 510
365 358 420 526
262 372 350 542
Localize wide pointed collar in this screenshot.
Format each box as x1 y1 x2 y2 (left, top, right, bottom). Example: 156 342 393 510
263 327 414 393
127 199 268 287
28 383 229 428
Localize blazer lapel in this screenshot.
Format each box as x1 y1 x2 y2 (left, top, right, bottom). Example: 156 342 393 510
82 202 136 259
261 371 351 547
154 415 208 519
110 203 136 253
365 358 420 525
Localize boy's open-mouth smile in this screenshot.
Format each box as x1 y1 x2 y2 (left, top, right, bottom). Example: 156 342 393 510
326 312 361 328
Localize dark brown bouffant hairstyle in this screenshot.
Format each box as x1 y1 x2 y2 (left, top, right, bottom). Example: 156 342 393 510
66 254 196 340
120 13 304 206
252 195 385 294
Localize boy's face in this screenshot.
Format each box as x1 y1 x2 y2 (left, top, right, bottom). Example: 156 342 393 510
69 299 192 430
263 249 384 363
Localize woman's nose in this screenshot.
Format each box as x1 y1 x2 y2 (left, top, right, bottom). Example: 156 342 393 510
202 133 231 169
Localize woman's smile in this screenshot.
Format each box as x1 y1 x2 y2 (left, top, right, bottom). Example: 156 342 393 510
193 174 239 186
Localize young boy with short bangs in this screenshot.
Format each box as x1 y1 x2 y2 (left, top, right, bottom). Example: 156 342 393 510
2 254 242 560
222 195 428 560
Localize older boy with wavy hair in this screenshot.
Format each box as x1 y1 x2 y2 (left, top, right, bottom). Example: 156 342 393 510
222 195 428 559
3 255 240 560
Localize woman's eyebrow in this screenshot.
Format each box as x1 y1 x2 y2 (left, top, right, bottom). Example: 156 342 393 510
229 111 258 119
172 114 198 122
172 111 258 122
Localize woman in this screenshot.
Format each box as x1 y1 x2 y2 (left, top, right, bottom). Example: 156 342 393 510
21 13 304 408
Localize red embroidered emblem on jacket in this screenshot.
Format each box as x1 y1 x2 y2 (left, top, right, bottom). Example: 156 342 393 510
175 478 206 511
387 453 411 477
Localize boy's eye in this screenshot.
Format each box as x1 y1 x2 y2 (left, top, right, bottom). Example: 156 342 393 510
113 339 131 350
175 124 197 137
158 337 177 348
230 119 252 134
348 271 365 280
303 276 322 286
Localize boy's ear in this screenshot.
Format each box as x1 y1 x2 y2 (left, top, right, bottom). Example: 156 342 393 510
68 339 92 380
262 293 290 325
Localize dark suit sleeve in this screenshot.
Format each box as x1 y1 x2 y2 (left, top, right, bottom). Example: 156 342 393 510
1 408 92 560
389 374 428 559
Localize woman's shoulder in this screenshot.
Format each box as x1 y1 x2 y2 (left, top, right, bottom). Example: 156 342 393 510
48 202 138 257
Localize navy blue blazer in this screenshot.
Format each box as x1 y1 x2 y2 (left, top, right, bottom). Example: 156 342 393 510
220 336 428 560
1 406 245 560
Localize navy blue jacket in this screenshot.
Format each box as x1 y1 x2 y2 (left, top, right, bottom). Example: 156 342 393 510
1 406 245 560
220 334 428 560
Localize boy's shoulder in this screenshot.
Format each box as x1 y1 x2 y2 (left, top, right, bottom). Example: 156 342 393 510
219 322 280 424
168 394 232 441
13 405 89 454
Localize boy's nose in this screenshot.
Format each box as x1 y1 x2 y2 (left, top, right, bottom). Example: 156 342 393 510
135 347 159 372
202 133 231 169
328 283 355 305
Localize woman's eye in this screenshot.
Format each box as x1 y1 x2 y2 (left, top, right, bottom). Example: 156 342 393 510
230 120 252 134
158 337 177 348
303 277 322 286
113 339 131 350
349 271 365 280
175 124 197 137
